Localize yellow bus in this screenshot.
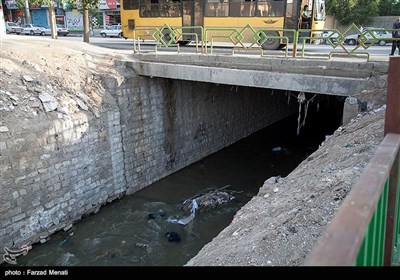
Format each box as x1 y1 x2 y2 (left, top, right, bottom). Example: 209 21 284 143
120 0 325 50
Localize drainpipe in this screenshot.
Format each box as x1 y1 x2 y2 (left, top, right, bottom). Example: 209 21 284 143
24 0 32 24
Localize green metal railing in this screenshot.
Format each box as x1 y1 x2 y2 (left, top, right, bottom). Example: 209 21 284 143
131 23 296 57
203 25 294 58
132 24 203 53
355 178 389 266
298 23 400 61
304 57 400 266
129 23 399 60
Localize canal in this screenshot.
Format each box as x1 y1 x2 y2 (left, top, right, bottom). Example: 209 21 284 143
14 94 344 266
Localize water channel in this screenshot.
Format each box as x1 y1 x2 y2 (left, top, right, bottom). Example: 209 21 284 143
14 96 343 266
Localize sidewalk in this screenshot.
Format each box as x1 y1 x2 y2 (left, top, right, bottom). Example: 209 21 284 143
68 28 103 37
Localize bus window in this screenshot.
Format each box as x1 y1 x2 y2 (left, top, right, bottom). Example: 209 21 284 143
150 0 160 17
314 0 325 21
159 0 181 17
205 0 216 17
229 0 242 17
123 0 138 10
241 0 255 17
257 0 284 17
140 0 151 17
205 0 229 17
257 0 270 17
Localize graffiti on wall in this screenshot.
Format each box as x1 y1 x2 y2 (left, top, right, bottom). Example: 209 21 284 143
66 10 83 30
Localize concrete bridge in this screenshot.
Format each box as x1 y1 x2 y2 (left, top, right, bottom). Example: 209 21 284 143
132 53 389 96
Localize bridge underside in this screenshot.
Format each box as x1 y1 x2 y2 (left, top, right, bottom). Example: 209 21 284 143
131 54 388 96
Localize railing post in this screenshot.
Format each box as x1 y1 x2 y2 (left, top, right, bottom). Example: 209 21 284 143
384 56 400 265
293 30 298 58
384 57 400 135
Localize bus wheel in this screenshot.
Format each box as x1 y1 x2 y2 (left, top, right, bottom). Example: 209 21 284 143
259 31 280 50
178 41 191 46
277 44 286 50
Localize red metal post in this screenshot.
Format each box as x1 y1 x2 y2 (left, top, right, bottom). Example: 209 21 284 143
384 56 400 266
384 57 400 135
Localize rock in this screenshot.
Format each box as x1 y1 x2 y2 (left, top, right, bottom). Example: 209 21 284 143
147 213 157 220
22 75 33 82
9 95 19 102
258 182 278 197
40 238 49 244
0 126 9 132
75 98 88 111
38 92 59 112
4 70 12 76
57 106 69 115
232 228 241 236
265 176 280 185
63 224 73 231
165 232 181 242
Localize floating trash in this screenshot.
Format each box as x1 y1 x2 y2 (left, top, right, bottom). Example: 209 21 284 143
165 232 181 242
180 185 236 213
167 199 198 225
272 146 282 152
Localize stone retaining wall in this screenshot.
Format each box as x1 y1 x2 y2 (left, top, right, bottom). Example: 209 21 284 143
0 57 297 255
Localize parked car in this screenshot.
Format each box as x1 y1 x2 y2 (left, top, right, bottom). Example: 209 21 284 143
5 22 23 34
21 24 45 35
321 30 340 44
344 27 392 46
100 24 122 38
41 25 69 36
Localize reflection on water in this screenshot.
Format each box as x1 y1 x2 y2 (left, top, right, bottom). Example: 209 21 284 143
15 111 339 266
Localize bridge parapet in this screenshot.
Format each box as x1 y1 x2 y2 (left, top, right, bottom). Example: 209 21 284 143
132 53 388 96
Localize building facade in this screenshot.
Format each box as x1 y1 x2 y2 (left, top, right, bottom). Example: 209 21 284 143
1 0 121 30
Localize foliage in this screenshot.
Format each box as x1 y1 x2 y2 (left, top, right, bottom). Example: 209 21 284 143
29 0 59 6
26 0 99 9
326 0 400 24
377 0 400 16
326 0 379 25
68 0 99 10
11 0 25 11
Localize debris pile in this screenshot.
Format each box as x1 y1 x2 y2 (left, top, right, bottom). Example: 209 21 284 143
180 185 237 213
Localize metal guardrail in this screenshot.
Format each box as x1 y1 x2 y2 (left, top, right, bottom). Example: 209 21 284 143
203 25 295 58
130 23 398 60
131 24 296 57
132 24 204 54
304 57 400 266
298 23 400 61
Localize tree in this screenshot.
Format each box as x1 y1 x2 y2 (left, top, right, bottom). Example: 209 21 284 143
378 0 400 16
326 0 379 26
69 0 99 43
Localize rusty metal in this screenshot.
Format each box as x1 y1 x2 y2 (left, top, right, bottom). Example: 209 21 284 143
384 57 400 135
383 56 400 266
384 145 400 265
304 134 400 266
383 57 400 266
